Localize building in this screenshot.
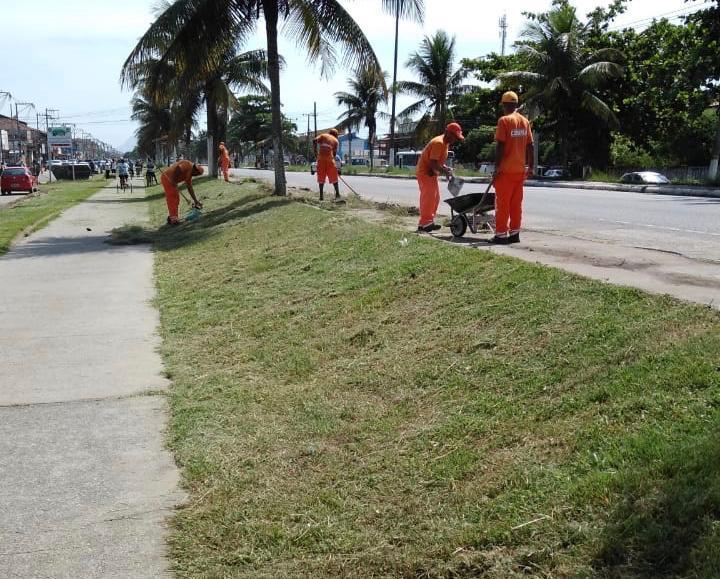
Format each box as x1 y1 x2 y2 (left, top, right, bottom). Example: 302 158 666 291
376 119 419 163
0 114 46 166
296 127 368 162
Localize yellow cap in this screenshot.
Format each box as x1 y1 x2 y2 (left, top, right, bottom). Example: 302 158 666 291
501 91 519 104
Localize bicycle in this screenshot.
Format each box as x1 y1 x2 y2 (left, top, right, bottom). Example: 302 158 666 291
145 170 157 187
116 174 133 194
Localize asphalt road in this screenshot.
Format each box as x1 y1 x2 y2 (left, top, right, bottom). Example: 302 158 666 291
234 168 720 264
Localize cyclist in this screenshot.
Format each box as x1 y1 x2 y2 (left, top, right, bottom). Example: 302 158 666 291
128 159 135 178
117 158 130 190
145 158 158 186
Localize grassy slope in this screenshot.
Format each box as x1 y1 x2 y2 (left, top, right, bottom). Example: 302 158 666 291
0 178 106 254
145 179 720 578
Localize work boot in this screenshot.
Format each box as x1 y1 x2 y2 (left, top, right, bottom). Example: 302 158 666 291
508 233 520 244
488 235 510 244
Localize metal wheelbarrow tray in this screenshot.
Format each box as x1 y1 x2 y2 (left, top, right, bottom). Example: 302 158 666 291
444 190 495 237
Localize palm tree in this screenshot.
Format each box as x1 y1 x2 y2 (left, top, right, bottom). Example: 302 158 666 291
500 3 624 164
380 0 425 165
397 30 470 140
131 93 173 159
128 57 196 161
200 48 270 172
335 68 388 169
122 4 268 177
123 1 381 195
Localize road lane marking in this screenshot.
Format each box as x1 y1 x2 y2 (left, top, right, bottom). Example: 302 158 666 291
596 218 720 237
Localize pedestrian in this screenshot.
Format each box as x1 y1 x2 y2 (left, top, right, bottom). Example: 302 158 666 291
160 159 204 225
313 128 340 201
218 141 231 182
233 154 239 169
491 91 534 244
117 158 130 190
145 157 158 186
415 122 464 232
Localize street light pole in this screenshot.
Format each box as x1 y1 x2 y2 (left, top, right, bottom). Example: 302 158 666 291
14 101 35 165
0 91 11 165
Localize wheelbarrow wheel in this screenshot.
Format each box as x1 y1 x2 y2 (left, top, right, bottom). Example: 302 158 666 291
450 214 467 238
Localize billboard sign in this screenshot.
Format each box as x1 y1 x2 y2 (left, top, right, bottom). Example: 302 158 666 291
48 126 73 147
0 130 8 150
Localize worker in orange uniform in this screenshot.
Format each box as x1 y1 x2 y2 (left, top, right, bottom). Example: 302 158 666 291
313 128 340 201
161 159 204 226
491 91 534 244
218 141 231 182
415 122 464 232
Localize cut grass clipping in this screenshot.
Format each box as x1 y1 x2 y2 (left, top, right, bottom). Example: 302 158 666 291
0 178 105 255
147 178 720 578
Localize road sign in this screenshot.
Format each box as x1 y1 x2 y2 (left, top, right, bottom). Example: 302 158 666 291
48 126 73 147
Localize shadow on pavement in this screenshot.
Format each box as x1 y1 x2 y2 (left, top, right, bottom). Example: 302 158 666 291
3 234 132 260
87 192 165 204
3 193 293 260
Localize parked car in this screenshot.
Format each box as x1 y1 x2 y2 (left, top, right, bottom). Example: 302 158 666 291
620 171 670 185
1 166 38 195
543 168 572 179
310 157 343 175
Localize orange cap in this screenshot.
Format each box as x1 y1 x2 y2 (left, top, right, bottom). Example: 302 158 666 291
501 91 519 104
445 122 464 140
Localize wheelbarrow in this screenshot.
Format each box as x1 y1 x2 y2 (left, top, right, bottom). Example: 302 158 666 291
444 180 495 238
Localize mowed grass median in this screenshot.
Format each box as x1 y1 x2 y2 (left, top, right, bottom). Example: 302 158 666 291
143 178 720 577
0 177 106 255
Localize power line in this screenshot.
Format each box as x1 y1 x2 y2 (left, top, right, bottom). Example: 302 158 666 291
607 2 712 31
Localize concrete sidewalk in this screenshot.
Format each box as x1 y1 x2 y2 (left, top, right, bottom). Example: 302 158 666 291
0 179 184 578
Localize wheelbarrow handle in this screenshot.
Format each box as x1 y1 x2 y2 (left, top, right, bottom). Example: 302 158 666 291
478 176 496 208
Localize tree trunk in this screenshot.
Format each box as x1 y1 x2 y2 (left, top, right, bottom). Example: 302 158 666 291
206 85 218 177
263 0 286 195
369 120 375 170
708 116 720 182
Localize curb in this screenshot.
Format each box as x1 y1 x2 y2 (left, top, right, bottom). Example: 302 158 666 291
239 167 720 199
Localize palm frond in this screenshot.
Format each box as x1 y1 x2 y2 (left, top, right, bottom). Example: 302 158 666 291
577 61 624 87
379 0 424 22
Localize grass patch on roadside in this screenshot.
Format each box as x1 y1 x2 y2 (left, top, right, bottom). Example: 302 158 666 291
0 178 106 254
147 178 720 577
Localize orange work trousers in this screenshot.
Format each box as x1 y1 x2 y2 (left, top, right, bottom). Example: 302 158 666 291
161 173 180 223
220 159 230 182
417 173 440 227
494 172 525 236
316 157 338 184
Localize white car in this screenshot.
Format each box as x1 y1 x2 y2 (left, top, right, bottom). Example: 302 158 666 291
620 171 670 185
310 158 342 175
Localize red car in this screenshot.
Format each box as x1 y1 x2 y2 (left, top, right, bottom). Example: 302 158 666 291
1 166 38 195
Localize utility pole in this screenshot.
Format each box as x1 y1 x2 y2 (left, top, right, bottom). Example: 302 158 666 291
15 101 35 165
313 101 317 140
302 112 313 161
45 108 59 182
389 0 400 167
0 91 11 165
499 13 508 56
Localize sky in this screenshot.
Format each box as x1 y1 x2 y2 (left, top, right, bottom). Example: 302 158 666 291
1 0 711 151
